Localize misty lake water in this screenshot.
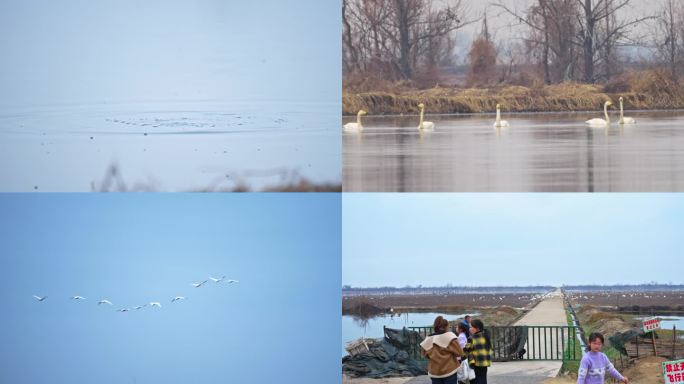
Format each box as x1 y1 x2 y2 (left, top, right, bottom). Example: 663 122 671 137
0 101 340 191
342 312 476 356
343 111 684 192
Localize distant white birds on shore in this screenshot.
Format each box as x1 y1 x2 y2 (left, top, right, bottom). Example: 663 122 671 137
33 295 47 302
149 302 162 308
71 296 86 300
191 280 208 288
98 299 113 305
171 296 186 302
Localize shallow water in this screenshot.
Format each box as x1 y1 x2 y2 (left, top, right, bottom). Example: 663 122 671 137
0 101 340 191
342 311 476 356
343 111 684 192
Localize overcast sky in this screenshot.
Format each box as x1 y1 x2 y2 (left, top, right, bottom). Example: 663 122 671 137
343 194 683 287
0 194 340 384
0 0 340 107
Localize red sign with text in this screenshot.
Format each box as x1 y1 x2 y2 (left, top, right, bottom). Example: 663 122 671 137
643 317 661 332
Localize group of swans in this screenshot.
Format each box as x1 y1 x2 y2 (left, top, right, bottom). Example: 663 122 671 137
32 275 239 313
344 97 637 132
343 104 435 132
585 97 636 127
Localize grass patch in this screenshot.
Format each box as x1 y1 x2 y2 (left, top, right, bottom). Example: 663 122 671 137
343 70 684 115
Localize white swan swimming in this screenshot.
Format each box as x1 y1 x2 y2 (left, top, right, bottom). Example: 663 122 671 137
619 97 636 125
33 295 47 302
585 101 613 127
417 103 435 131
343 110 367 133
493 104 510 128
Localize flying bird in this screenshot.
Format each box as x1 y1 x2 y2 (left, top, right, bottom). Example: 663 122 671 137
117 308 129 312
70 296 86 300
171 296 186 302
134 305 146 310
209 276 226 283
191 280 208 288
149 302 162 308
98 299 113 306
226 279 239 284
33 295 47 302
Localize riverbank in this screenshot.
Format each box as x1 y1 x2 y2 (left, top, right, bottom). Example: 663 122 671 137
343 71 684 115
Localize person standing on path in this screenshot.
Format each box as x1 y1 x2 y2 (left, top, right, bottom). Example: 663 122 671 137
420 316 465 384
464 319 492 384
577 333 629 384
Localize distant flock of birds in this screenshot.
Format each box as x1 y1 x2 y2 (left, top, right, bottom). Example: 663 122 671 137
31 275 239 312
343 97 636 133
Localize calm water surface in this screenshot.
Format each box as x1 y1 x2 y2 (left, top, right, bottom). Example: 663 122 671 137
342 311 476 356
343 111 684 192
0 101 339 191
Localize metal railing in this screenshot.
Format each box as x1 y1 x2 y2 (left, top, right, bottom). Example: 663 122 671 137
406 325 581 362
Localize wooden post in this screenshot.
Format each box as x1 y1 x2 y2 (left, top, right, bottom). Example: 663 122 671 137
619 353 623 370
652 330 658 356
636 334 639 357
674 325 677 359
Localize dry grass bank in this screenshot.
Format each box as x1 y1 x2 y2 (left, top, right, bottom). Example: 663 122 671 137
343 70 684 115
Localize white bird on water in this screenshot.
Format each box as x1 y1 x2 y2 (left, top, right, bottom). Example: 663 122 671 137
172 296 186 303
619 97 636 125
149 302 162 308
191 280 208 288
585 101 613 127
33 295 47 302
493 104 510 128
98 299 113 306
70 296 86 300
343 110 368 133
417 103 435 131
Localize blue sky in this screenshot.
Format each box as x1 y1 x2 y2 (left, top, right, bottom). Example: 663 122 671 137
0 194 340 384
343 194 684 287
0 0 340 106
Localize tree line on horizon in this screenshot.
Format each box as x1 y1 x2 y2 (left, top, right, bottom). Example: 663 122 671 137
343 0 684 90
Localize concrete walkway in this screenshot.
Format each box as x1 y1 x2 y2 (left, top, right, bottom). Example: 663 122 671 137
407 288 569 384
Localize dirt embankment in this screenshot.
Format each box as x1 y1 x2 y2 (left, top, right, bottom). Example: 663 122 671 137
343 71 684 115
576 305 637 338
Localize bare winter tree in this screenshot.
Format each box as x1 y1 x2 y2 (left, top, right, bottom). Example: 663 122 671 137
653 0 684 80
493 0 579 84
342 0 474 85
494 0 653 84
576 0 654 83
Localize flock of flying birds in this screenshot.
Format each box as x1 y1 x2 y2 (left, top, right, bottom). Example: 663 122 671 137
31 275 239 312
